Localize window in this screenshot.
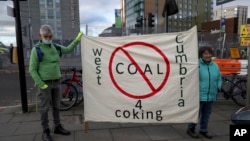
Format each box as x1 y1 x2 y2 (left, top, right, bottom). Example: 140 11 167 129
184 4 187 9
47 0 54 8
56 31 62 39
56 9 61 19
234 8 238 17
48 21 55 31
41 20 47 25
48 9 54 19
55 0 60 7
57 21 62 31
39 0 45 7
40 9 46 19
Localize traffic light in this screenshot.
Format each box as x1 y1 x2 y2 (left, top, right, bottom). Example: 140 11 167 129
148 13 155 27
135 16 143 28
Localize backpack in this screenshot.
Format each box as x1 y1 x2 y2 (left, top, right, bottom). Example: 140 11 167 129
35 43 62 62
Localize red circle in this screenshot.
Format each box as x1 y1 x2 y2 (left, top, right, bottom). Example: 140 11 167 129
109 41 170 99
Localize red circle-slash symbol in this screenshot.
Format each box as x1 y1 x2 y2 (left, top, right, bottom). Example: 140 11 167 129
109 41 170 99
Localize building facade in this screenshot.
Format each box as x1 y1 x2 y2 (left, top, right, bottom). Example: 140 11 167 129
213 5 248 34
121 0 213 34
19 0 80 58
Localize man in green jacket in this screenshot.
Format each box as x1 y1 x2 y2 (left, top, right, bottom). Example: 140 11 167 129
29 24 83 141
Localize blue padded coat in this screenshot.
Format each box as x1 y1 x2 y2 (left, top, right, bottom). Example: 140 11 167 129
199 58 222 101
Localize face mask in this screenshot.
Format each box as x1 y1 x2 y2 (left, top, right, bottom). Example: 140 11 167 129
42 39 52 45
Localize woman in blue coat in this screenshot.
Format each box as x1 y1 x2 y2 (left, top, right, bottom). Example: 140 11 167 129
187 47 222 139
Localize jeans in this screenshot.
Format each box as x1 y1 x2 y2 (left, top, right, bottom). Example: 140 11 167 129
38 80 61 130
188 101 213 132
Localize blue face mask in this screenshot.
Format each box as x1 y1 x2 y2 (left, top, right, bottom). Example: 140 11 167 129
42 39 52 45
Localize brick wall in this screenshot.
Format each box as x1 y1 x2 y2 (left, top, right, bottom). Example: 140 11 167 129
201 18 238 33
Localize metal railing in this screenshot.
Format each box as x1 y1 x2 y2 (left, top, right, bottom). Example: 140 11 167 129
0 26 247 107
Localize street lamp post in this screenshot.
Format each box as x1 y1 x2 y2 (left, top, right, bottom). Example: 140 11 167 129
13 0 28 113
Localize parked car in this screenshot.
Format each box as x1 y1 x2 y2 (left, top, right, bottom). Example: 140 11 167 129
231 106 250 125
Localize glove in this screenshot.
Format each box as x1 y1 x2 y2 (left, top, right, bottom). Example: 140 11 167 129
76 31 83 41
40 84 48 89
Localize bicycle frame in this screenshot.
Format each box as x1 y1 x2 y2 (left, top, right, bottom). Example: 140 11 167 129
221 74 240 91
62 68 82 98
69 71 82 87
220 74 247 106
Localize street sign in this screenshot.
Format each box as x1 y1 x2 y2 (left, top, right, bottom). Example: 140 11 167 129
240 37 250 46
240 24 250 37
220 18 226 32
229 47 240 59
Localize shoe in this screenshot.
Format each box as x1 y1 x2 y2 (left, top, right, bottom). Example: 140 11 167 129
186 128 199 138
42 128 53 141
199 131 212 139
54 124 71 135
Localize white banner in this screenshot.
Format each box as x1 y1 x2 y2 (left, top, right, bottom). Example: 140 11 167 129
81 26 199 123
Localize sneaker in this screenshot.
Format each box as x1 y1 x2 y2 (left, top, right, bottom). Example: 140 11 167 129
54 124 71 135
199 131 212 139
186 128 199 138
42 128 53 141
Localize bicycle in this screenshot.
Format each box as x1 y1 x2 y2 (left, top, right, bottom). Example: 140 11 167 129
60 67 83 111
219 73 247 107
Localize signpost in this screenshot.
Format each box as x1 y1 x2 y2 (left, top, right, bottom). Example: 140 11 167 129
3 0 28 113
216 1 235 58
240 24 250 106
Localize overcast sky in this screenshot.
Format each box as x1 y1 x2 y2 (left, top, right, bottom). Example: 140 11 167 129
0 0 249 46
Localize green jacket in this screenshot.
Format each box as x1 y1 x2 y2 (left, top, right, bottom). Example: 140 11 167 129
29 39 79 87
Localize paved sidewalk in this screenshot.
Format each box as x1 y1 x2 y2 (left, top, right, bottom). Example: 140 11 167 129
0 100 240 141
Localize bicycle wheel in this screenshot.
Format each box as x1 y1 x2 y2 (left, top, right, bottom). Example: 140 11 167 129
231 80 247 107
62 79 83 106
220 78 231 99
74 87 83 106
217 88 229 100
60 81 78 111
